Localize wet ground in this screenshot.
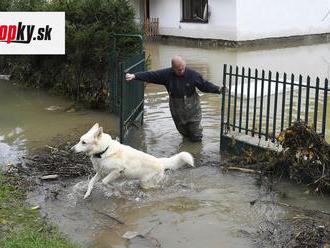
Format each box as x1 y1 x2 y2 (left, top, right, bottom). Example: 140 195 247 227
26 164 330 248
1 40 330 247
28 167 260 247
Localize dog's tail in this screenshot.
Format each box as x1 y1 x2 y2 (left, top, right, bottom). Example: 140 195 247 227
160 152 194 171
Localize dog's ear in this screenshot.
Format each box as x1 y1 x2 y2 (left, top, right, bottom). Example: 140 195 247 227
91 123 99 130
94 127 103 139
88 123 99 134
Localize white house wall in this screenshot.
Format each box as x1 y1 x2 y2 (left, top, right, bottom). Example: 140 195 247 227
149 0 237 40
134 0 330 41
236 0 330 40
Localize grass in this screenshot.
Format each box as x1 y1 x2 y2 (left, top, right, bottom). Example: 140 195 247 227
2 228 78 248
0 173 79 248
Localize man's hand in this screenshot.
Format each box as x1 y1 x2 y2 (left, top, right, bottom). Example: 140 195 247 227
218 85 228 94
125 73 135 81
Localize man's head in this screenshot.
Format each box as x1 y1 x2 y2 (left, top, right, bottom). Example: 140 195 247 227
171 55 186 77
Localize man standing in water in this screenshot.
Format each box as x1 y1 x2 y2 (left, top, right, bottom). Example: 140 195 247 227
125 55 225 142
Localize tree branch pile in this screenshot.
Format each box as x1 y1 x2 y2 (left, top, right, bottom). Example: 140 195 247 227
24 142 92 179
275 121 330 193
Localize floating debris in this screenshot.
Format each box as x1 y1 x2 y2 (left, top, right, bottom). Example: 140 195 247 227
122 231 139 240
45 105 62 111
226 166 261 174
40 174 59 180
64 104 77 113
94 210 125 225
0 75 10 80
31 205 40 210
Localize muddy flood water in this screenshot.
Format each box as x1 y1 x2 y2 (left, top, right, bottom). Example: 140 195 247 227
1 40 330 247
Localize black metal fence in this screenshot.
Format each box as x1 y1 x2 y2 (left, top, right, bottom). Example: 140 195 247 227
220 64 329 148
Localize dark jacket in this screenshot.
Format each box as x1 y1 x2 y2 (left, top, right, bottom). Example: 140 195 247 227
135 67 220 98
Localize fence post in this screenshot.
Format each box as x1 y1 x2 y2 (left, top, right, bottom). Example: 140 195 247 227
220 64 227 148
322 79 328 137
273 72 279 141
233 66 239 131
289 74 294 126
280 73 287 131
259 70 265 138
239 67 245 133
314 78 320 132
297 75 303 121
305 76 310 124
245 68 251 134
265 71 272 140
227 65 233 132
252 69 258 137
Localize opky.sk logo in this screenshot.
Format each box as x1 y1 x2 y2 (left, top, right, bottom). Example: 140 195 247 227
0 22 52 44
0 12 64 54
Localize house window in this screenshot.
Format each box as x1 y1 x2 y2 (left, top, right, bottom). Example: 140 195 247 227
182 0 208 23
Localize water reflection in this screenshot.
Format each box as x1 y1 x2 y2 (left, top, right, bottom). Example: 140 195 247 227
0 81 119 165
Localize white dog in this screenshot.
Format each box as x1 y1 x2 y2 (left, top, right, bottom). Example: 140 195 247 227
71 123 194 199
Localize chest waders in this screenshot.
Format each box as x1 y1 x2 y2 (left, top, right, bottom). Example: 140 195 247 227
169 92 203 142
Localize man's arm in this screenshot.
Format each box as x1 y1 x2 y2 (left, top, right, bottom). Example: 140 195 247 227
194 72 224 94
125 68 169 85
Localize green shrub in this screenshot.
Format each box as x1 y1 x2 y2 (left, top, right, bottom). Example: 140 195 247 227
0 0 141 109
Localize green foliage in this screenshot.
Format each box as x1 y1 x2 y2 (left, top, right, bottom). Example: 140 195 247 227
0 0 11 11
0 0 47 11
0 0 141 109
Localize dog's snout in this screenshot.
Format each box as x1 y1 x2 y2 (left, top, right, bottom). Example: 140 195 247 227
70 145 76 152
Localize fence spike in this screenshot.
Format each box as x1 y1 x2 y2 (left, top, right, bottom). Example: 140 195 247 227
314 77 320 132
239 67 245 132
233 66 239 131
259 70 265 138
281 73 287 131
227 65 233 132
321 78 328 137
297 74 303 121
220 64 227 147
272 72 279 141
288 74 295 126
252 69 258 137
265 71 272 140
305 75 311 124
246 68 252 134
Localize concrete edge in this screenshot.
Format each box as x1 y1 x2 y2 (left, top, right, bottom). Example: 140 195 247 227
220 135 281 155
145 33 330 49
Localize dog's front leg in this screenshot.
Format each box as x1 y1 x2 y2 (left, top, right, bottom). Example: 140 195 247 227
102 170 121 185
84 172 101 199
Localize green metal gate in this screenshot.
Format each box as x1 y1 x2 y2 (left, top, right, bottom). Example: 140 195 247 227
108 34 145 144
119 53 145 143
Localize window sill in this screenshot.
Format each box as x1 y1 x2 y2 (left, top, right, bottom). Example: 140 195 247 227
180 19 209 24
